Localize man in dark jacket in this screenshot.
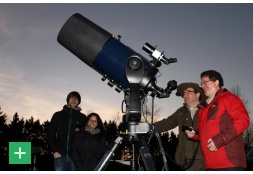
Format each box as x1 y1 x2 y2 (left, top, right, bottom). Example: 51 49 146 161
47 91 86 171
154 82 205 170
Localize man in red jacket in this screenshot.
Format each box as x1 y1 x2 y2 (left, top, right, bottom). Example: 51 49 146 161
186 70 250 171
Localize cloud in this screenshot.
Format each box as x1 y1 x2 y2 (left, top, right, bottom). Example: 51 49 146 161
0 61 120 123
0 11 16 36
82 97 122 122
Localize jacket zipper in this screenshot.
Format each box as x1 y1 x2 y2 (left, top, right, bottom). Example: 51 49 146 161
67 109 72 158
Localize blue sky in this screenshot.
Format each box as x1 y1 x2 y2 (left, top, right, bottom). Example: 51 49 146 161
0 4 252 130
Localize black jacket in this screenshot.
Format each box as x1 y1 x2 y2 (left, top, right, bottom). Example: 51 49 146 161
70 128 108 171
47 105 86 157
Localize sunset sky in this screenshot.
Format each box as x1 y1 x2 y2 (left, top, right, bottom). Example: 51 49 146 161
1 4 252 133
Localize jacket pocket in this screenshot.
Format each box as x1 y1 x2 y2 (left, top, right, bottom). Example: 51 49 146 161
207 103 218 120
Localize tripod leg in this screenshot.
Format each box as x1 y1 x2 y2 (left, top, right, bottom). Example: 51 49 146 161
155 132 169 171
130 144 136 171
137 139 156 171
95 136 123 171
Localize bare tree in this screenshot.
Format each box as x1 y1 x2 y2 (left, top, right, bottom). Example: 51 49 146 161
231 85 251 112
111 111 122 125
141 97 161 123
230 85 253 151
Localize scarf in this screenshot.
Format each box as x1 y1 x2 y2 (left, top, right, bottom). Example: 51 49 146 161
85 125 101 135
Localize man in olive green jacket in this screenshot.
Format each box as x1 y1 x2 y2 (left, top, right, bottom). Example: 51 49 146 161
154 82 205 171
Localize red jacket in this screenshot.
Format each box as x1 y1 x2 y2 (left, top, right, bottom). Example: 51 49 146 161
193 88 250 169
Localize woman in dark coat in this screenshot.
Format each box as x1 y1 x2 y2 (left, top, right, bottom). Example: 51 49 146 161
70 112 107 171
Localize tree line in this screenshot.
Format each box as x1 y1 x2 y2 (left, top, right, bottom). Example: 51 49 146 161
0 107 180 171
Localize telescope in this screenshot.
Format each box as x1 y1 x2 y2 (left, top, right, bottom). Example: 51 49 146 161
57 13 177 171
57 13 177 98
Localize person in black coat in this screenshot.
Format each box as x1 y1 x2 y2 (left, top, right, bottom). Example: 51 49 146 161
70 112 108 171
47 91 86 171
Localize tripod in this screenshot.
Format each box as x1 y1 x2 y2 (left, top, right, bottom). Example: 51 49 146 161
95 121 156 171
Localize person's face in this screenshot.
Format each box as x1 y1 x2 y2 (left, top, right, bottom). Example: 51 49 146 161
182 87 200 106
87 115 98 129
68 96 79 108
200 76 219 98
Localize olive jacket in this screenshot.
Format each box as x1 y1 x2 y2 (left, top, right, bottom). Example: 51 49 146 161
154 104 203 165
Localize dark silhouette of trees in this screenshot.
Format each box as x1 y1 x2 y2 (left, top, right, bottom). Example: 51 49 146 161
0 107 9 157
0 108 52 171
104 120 119 145
230 85 253 153
9 112 25 142
0 107 10 170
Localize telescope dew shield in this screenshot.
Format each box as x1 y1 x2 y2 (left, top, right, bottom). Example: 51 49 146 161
57 13 158 91
57 13 111 67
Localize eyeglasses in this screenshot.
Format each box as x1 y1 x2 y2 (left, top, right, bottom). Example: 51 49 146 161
89 119 97 123
200 80 211 86
182 90 196 96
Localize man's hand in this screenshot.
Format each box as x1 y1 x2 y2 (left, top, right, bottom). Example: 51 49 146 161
53 152 61 158
207 138 217 152
185 130 195 138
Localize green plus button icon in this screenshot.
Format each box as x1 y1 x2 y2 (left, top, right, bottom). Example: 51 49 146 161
9 142 31 164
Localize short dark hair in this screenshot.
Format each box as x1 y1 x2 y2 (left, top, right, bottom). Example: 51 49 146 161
200 70 224 87
66 91 81 105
